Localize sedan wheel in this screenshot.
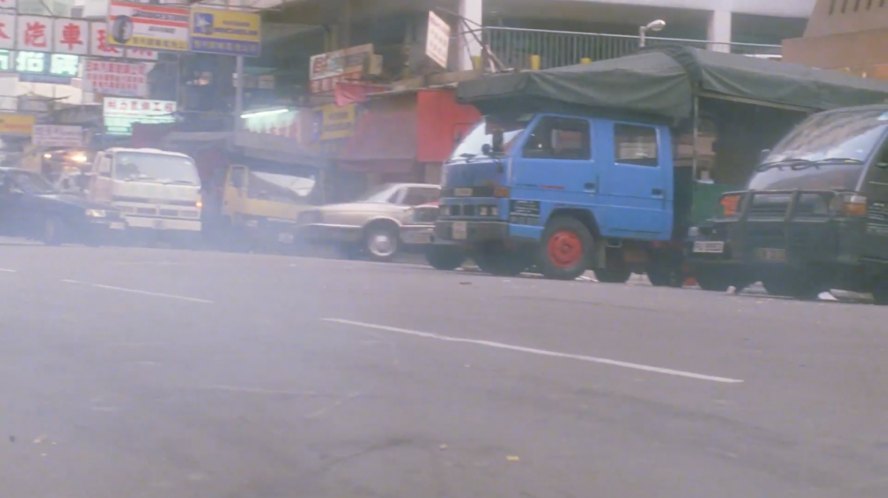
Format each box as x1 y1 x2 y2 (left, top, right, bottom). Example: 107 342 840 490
364 225 399 262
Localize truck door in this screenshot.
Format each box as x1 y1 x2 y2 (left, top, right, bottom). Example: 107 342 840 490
90 152 114 203
511 115 596 234
598 122 672 240
862 140 888 262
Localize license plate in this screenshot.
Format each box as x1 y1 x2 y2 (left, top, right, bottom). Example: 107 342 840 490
693 241 725 254
278 232 295 244
452 221 468 240
109 222 126 230
454 188 473 197
756 247 787 262
403 230 433 244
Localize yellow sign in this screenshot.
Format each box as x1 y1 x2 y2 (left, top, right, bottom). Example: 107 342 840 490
190 7 262 57
0 114 35 136
320 104 355 141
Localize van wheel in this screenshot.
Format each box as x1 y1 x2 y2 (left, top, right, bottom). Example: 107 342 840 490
594 267 632 284
538 217 593 280
425 245 466 271
762 273 821 300
363 223 399 262
647 263 683 287
473 246 530 276
42 216 64 246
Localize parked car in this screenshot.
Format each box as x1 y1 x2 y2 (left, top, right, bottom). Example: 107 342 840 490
298 183 440 261
0 167 124 245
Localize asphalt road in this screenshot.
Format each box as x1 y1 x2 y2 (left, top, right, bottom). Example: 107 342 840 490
1 238 887 498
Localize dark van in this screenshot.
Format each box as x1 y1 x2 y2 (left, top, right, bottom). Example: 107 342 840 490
688 105 888 303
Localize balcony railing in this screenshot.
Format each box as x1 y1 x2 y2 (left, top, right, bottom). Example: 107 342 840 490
479 27 783 71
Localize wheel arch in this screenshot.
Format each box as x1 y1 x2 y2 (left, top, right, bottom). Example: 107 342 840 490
546 208 599 237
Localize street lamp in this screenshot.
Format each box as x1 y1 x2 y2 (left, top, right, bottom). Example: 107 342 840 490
639 19 666 48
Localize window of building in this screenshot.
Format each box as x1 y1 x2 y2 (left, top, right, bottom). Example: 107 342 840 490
614 124 659 167
522 117 591 160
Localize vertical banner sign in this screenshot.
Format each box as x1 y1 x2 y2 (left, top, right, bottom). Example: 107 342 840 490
0 13 14 50
53 18 88 55
107 1 190 52
89 21 123 58
426 11 451 69
83 60 150 97
190 6 261 57
17 16 53 53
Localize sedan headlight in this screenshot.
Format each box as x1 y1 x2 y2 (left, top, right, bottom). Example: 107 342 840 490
85 209 107 218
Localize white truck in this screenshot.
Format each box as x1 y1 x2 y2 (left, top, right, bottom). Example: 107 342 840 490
88 148 202 242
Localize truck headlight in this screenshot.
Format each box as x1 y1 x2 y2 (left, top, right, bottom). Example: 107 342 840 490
85 209 107 218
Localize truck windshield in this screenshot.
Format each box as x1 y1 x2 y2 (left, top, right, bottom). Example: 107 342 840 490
450 115 531 160
115 152 200 186
750 109 887 191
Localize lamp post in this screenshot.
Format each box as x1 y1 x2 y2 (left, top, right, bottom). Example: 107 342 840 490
639 19 666 48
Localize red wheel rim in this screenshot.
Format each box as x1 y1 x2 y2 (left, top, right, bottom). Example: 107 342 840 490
547 230 583 268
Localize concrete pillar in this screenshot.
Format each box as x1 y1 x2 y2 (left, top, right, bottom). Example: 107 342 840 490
458 0 483 71
707 10 732 53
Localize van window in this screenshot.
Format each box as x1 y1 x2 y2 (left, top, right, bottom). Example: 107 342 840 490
523 117 591 160
615 124 659 167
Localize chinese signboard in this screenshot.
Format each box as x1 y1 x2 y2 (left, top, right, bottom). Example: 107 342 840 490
103 97 176 136
0 13 14 50
309 44 374 94
32 125 84 147
0 113 34 136
426 11 450 69
84 60 150 97
15 52 79 84
190 6 260 57
107 1 189 52
53 18 88 55
88 22 157 61
0 0 15 10
319 104 356 141
17 16 52 52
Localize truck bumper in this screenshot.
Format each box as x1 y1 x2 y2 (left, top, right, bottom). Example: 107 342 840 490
125 216 202 232
435 220 510 244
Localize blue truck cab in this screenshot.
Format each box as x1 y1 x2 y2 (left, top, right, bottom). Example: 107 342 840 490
433 112 679 281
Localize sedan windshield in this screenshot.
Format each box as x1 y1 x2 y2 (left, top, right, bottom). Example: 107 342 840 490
114 153 200 185
750 109 887 191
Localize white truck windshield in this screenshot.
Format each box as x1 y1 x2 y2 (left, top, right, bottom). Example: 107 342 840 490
114 152 200 186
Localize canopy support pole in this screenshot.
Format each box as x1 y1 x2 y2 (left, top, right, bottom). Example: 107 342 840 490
692 96 699 181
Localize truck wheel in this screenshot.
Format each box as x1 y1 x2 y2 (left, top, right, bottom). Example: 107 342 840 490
762 273 820 300
474 247 530 276
363 223 399 262
594 267 632 284
425 245 466 271
42 216 64 246
538 217 593 280
647 264 682 287
872 279 888 305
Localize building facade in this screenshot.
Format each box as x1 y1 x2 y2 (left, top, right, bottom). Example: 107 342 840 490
783 0 888 79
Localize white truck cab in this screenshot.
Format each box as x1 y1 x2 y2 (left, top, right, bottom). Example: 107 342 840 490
88 148 202 235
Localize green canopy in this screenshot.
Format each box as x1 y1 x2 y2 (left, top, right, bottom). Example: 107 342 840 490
457 46 888 120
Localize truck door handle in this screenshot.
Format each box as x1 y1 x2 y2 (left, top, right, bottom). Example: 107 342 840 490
651 188 664 197
584 182 596 191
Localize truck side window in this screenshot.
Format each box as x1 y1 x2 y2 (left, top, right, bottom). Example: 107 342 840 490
615 124 659 167
523 117 590 160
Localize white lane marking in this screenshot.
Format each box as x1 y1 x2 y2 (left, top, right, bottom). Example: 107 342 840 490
62 279 213 304
324 318 744 384
0 268 17 273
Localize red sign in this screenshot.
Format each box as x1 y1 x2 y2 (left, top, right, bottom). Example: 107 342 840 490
54 19 88 55
18 16 52 52
84 60 150 97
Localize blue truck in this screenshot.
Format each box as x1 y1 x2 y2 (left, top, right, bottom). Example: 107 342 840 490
427 47 888 283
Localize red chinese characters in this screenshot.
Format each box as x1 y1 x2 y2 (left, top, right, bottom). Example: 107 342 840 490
18 17 52 51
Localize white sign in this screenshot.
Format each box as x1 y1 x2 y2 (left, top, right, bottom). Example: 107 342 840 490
84 59 150 97
32 125 84 147
125 47 158 61
103 97 176 136
309 44 374 94
107 1 190 52
53 18 88 55
426 11 451 69
17 16 52 53
0 0 15 10
0 13 14 50
90 22 123 58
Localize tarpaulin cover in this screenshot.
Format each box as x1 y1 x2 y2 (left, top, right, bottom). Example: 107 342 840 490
457 46 888 120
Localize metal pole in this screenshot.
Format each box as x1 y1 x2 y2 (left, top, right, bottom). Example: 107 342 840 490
638 26 646 48
234 55 244 130
692 96 699 180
